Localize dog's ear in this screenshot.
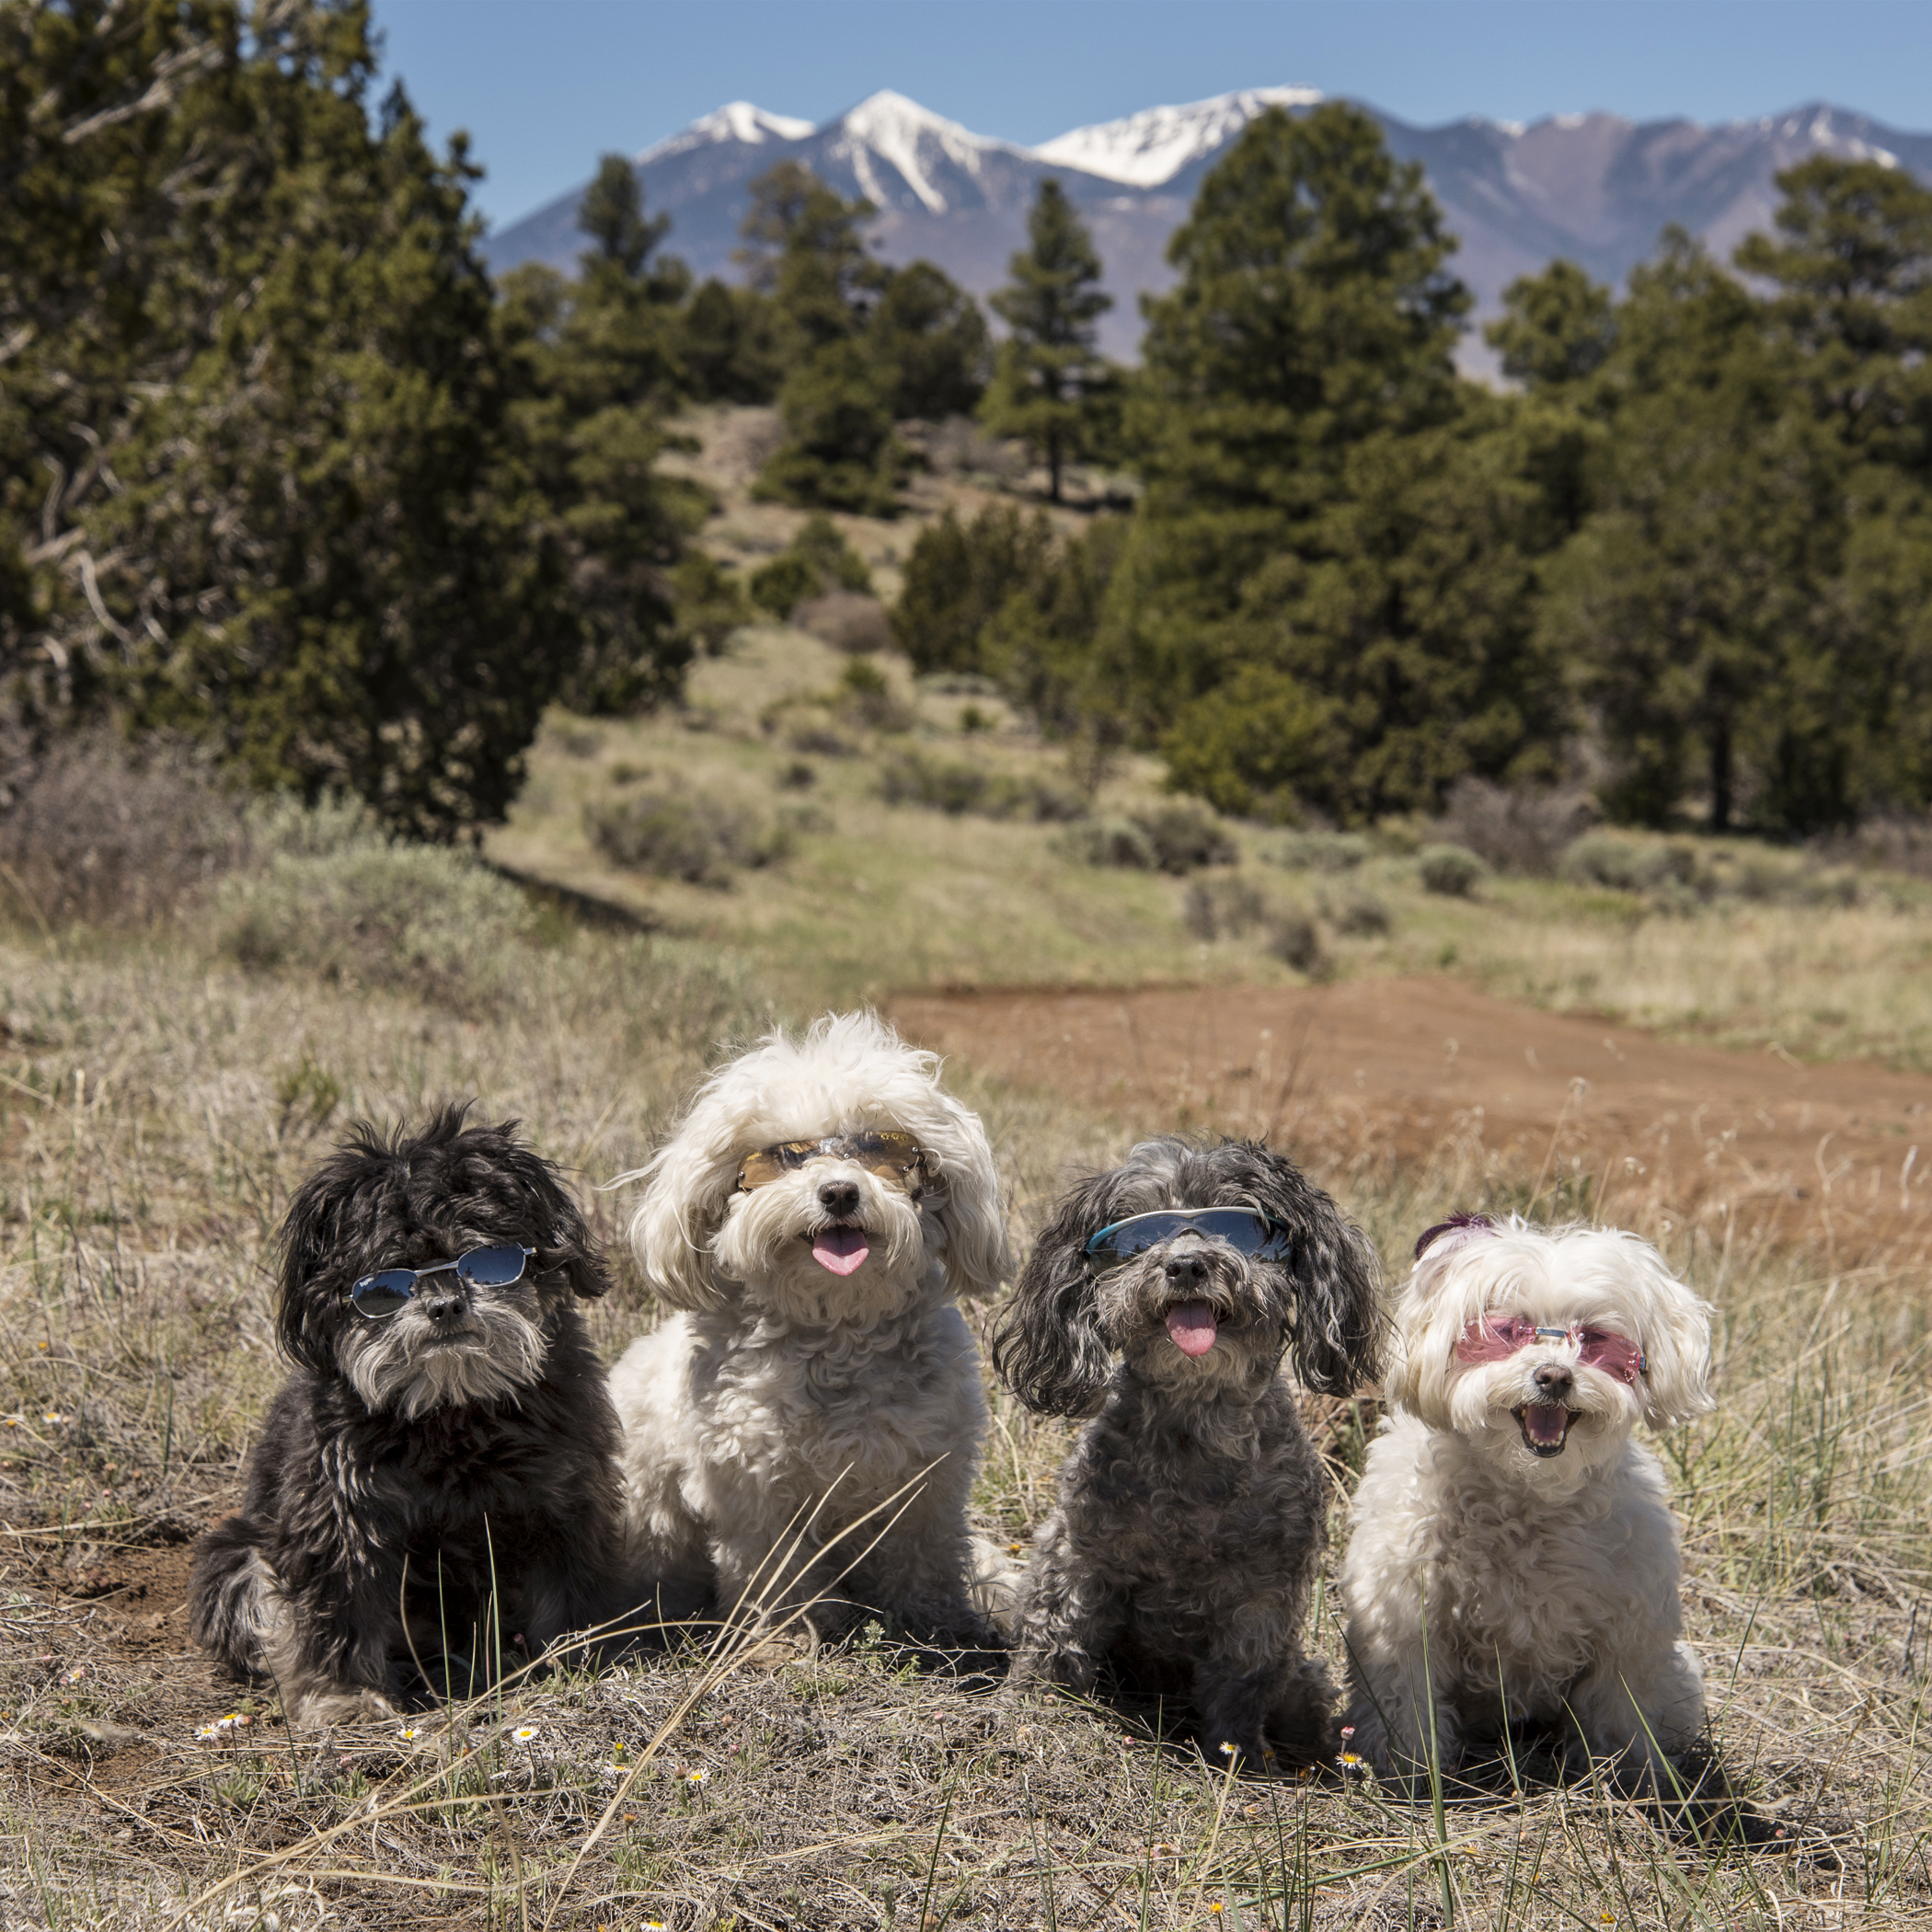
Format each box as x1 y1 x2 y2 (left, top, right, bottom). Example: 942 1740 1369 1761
991 1171 1117 1417
1617 1233 1716 1430
629 1142 732 1313
925 1098 1011 1301
506 1143 609 1300
275 1127 380 1375
1241 1143 1382 1397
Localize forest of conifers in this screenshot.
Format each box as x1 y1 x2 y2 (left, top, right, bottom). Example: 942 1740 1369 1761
6 0 1932 839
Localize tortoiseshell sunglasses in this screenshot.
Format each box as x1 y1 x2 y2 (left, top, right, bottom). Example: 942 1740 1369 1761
736 1131 926 1195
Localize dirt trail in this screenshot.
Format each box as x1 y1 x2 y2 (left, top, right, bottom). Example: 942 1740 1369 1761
891 977 1932 1254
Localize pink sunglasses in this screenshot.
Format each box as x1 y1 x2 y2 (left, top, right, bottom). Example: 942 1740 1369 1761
1455 1315 1647 1386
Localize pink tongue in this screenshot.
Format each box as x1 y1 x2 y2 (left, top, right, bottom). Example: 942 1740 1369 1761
1166 1301 1218 1357
811 1227 870 1276
1524 1404 1570 1447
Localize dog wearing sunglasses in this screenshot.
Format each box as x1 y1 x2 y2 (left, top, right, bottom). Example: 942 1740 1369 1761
607 1011 1009 1644
992 1137 1379 1765
1340 1214 1715 1793
188 1106 636 1726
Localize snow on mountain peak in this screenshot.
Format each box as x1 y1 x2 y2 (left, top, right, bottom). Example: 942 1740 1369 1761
831 89 1018 213
1033 86 1326 188
638 100 813 166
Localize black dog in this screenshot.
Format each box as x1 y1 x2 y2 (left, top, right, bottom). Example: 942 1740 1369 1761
992 1137 1380 1765
189 1106 635 1724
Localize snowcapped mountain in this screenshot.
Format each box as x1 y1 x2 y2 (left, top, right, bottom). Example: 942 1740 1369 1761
638 101 814 165
481 87 1932 367
1035 86 1326 187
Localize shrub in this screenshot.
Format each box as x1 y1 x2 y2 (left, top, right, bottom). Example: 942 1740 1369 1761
1559 833 1701 895
1265 909 1327 973
891 502 1052 676
749 514 873 618
1137 803 1239 875
1271 831 1373 873
1182 874 1268 940
1331 891 1393 937
1418 843 1486 896
1057 817 1157 868
878 750 1085 822
795 591 892 653
836 658 914 732
776 760 817 791
584 792 790 887
0 731 246 928
1435 777 1597 877
213 832 541 1011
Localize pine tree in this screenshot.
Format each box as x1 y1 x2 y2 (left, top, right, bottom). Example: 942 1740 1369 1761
868 261 990 420
1485 259 1618 389
979 179 1114 501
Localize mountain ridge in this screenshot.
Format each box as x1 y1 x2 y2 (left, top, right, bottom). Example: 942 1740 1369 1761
483 86 1932 367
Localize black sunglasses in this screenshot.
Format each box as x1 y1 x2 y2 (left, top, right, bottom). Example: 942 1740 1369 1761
350 1244 536 1320
1084 1209 1294 1274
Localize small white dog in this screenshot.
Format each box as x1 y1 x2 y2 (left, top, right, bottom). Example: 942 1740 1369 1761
607 1011 1009 1643
1341 1213 1715 1791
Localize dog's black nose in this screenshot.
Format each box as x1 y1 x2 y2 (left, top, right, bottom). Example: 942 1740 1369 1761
420 1283 468 1324
1534 1363 1573 1396
818 1179 861 1217
1165 1250 1208 1289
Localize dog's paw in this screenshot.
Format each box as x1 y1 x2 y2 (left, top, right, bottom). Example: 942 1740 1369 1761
291 1686 402 1731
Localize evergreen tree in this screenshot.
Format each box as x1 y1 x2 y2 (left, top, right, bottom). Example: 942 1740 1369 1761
980 179 1115 501
891 503 1051 674
1537 233 1849 831
1485 259 1618 390
741 163 906 512
2 0 583 836
869 261 990 420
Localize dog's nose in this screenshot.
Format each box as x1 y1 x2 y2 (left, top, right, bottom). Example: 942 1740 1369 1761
420 1283 468 1324
818 1179 861 1217
1165 1250 1208 1290
1534 1363 1573 1396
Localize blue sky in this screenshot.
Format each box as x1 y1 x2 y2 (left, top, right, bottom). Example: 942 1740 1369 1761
373 0 1932 229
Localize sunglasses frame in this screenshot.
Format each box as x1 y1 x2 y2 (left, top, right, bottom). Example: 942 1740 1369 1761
349 1243 537 1320
735 1131 927 1195
1083 1207 1295 1275
1454 1313 1648 1385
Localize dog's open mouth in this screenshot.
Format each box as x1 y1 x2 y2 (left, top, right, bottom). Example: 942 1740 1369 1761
808 1221 870 1277
1165 1300 1219 1357
1513 1403 1575 1457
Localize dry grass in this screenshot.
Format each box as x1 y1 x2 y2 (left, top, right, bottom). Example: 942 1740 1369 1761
2 874 1930 1930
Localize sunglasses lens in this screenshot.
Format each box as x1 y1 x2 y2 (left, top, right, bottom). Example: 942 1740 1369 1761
850 1132 923 1182
351 1271 417 1318
738 1144 814 1191
1087 1210 1290 1270
457 1245 530 1289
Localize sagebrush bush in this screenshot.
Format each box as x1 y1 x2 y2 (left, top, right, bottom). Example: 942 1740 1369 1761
0 730 246 927
1330 891 1393 936
213 830 541 1009
584 792 791 887
1265 908 1327 973
1056 816 1157 869
1560 832 1705 896
1137 803 1238 874
1271 831 1372 873
878 750 1086 822
1434 776 1597 876
1182 874 1268 940
794 591 892 654
1418 842 1487 896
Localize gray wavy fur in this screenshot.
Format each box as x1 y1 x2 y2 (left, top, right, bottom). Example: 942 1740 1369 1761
991 1137 1380 1763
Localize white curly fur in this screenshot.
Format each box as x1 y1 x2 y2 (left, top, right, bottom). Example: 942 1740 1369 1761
1340 1216 1715 1791
607 1011 1009 1640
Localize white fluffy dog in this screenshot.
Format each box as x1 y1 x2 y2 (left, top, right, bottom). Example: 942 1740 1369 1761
607 1012 1009 1644
1341 1214 1715 1791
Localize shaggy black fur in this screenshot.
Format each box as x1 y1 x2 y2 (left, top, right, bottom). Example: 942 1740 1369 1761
188 1105 637 1725
992 1137 1380 1765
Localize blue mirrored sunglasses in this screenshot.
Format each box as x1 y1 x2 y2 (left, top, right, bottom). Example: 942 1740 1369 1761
1083 1209 1294 1274
350 1243 535 1320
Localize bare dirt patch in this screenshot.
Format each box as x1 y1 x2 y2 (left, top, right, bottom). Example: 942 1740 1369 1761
891 974 1932 1256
